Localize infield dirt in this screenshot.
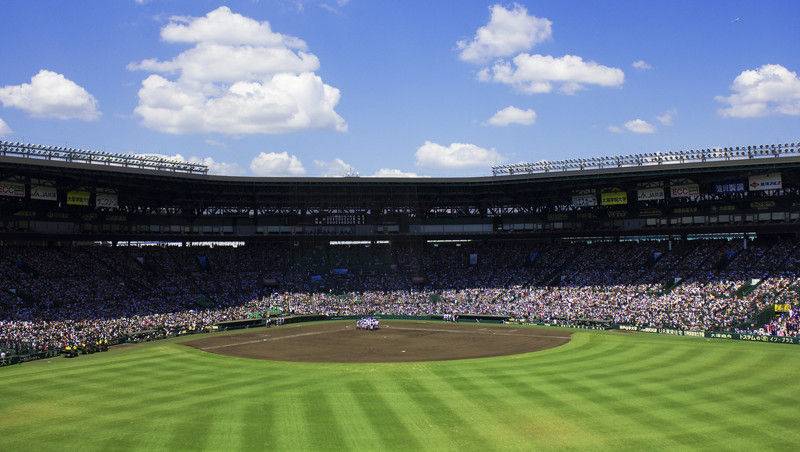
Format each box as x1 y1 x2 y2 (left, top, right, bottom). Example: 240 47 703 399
183 321 571 363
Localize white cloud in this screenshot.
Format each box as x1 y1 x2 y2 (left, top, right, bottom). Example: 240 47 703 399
134 152 245 175
313 157 353 176
632 60 652 70
656 108 677 126
370 168 424 178
458 3 552 64
484 106 536 126
0 70 100 121
0 118 11 136
607 125 622 133
716 64 800 118
129 43 320 83
194 156 246 176
624 119 657 134
415 141 506 169
204 138 228 149
159 6 308 48
128 7 346 135
481 54 624 94
250 151 306 176
320 0 351 13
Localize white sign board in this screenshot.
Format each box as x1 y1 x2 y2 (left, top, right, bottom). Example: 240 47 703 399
31 185 57 201
571 194 597 207
0 181 24 197
637 187 664 201
748 173 782 191
670 184 700 198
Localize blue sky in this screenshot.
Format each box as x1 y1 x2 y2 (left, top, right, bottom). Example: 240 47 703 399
0 0 798 177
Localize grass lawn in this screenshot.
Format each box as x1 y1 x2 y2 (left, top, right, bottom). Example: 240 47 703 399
1 322 798 451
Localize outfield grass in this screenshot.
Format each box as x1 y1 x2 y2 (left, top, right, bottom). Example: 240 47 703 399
1 323 799 451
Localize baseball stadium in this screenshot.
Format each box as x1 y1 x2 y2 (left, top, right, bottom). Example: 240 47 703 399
1 139 800 450
2 2 800 451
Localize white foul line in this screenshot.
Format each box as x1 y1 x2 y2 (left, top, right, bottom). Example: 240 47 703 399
199 328 348 350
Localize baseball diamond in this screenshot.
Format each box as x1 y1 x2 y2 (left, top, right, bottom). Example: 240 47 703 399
2 3 800 448
183 321 572 362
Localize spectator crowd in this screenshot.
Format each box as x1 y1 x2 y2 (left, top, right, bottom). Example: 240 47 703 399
2 238 799 359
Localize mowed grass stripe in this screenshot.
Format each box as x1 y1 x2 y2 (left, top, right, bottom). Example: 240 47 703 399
344 379 425 450
369 370 493 450
426 363 570 449
298 389 348 451
1 325 800 451
392 373 494 450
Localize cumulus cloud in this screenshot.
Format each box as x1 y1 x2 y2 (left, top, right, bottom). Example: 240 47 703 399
135 152 245 175
716 64 800 118
607 125 622 133
479 54 624 94
313 157 354 176
159 7 308 48
457 3 552 64
194 156 246 175
657 108 677 126
129 44 320 83
204 138 228 149
624 119 657 134
250 151 306 176
460 5 623 96
0 70 100 121
370 168 424 178
128 6 346 134
632 60 652 70
484 105 536 126
0 118 11 136
415 141 506 169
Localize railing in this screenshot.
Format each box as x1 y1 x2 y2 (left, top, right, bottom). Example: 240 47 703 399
492 142 800 176
0 141 208 175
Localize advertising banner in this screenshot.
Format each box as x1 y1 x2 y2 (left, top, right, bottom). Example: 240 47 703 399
31 185 57 201
670 183 700 198
713 180 746 194
572 193 597 207
66 190 90 206
601 190 627 206
618 324 800 345
0 181 24 198
637 187 664 201
96 192 118 209
748 173 782 191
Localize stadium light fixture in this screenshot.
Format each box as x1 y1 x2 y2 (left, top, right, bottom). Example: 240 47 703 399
491 139 799 176
0 140 209 175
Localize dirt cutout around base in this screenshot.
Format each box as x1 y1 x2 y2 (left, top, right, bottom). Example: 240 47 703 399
183 321 571 363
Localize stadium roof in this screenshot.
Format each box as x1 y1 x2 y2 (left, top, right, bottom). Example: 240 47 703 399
2 141 800 185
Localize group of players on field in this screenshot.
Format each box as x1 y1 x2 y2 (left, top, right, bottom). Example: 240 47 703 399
356 317 380 330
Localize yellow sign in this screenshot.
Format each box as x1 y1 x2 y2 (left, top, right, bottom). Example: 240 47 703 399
775 304 791 313
66 190 90 206
601 190 627 206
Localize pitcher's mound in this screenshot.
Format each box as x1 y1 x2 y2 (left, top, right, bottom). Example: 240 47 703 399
183 321 571 363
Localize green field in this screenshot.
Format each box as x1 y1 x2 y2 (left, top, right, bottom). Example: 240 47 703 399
1 322 799 451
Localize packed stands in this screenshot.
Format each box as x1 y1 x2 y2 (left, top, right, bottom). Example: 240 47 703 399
1 237 799 362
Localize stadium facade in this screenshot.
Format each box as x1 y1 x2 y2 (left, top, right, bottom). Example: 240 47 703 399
0 140 798 243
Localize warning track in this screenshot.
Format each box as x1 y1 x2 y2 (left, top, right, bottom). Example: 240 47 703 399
183 321 571 363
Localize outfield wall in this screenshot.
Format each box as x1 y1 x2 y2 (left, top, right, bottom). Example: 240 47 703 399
517 320 800 345
3 315 797 368
615 324 800 345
